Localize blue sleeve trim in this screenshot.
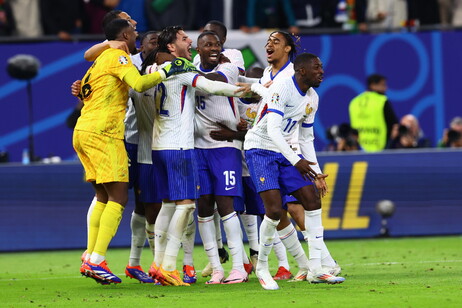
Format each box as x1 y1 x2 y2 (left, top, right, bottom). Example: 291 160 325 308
302 123 313 128
267 109 284 116
217 71 228 82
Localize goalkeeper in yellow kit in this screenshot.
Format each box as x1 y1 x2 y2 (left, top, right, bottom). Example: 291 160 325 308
74 18 197 284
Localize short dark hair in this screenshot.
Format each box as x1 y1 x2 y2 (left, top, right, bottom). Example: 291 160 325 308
139 30 158 45
157 25 183 53
367 74 386 87
293 52 318 70
104 19 131 41
197 31 220 44
102 10 123 30
269 30 298 61
205 20 227 39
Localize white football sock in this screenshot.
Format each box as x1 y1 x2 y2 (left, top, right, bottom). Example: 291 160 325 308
128 212 146 267
222 212 245 272
145 222 155 257
305 209 323 273
198 215 223 271
273 231 290 270
86 196 97 238
213 207 224 249
182 211 196 266
258 216 279 269
240 213 259 252
162 203 195 271
278 223 309 270
154 202 176 267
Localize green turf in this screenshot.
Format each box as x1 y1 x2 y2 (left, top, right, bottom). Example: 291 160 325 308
1 236 461 308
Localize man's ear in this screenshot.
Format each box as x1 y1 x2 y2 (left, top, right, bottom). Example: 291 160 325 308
167 43 175 53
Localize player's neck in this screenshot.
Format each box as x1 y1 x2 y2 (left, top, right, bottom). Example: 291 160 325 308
295 74 310 93
271 57 289 74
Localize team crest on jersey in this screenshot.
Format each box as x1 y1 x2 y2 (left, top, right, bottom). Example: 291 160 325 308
271 93 280 104
260 177 265 183
306 104 313 115
197 185 200 190
118 55 129 65
246 108 257 120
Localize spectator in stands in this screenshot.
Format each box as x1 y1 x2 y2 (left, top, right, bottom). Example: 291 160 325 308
366 0 408 31
116 0 147 32
438 116 462 147
439 0 462 27
241 0 300 34
407 0 440 27
40 0 82 40
447 129 462 147
145 0 195 30
388 114 431 149
82 0 120 34
452 0 462 26
349 74 398 152
0 0 14 36
9 0 43 37
324 123 361 152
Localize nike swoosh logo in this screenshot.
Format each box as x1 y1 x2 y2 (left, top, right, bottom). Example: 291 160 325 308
225 186 235 191
285 104 294 107
144 93 152 96
316 236 323 239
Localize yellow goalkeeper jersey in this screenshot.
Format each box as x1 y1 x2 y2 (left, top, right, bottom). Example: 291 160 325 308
75 48 134 140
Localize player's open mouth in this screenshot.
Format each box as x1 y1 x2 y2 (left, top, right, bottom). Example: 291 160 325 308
210 53 219 61
266 49 274 57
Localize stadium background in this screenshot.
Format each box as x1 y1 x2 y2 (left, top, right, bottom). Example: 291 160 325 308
1 29 461 251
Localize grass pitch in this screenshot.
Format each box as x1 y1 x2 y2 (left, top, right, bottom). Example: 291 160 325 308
1 236 461 308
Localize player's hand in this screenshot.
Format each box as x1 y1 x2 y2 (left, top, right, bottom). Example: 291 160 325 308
237 118 248 131
162 57 198 78
218 53 230 64
71 80 81 97
314 174 329 198
262 80 273 88
210 122 236 142
107 40 129 55
235 82 252 97
294 159 318 181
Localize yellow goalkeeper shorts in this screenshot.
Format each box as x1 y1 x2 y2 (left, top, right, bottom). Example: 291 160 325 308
73 130 128 184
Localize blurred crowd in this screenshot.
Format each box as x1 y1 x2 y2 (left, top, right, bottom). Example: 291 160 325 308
1 0 462 39
326 73 462 153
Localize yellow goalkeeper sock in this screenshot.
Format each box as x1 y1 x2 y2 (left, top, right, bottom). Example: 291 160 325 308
93 201 124 257
87 201 106 255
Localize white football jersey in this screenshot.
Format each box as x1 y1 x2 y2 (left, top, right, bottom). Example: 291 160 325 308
193 48 245 73
244 75 319 165
259 60 294 85
195 62 241 149
129 87 156 164
124 53 144 144
152 65 199 150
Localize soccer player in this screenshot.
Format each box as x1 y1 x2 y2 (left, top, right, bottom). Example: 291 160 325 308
244 53 346 290
236 30 304 281
75 19 194 284
194 31 249 284
193 20 245 74
147 25 244 286
123 30 160 284
193 20 245 277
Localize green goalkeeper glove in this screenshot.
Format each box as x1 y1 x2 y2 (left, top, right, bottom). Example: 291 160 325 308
162 57 198 78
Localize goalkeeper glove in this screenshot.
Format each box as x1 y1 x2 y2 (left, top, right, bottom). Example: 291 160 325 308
162 57 198 78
